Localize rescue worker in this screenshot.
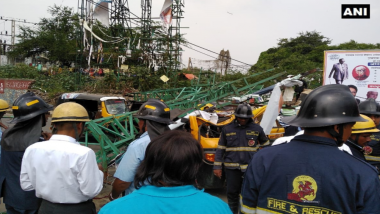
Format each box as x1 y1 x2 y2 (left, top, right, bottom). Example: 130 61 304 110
0 92 53 214
20 102 104 214
0 99 9 164
345 114 380 161
109 99 175 201
240 85 380 214
358 98 380 169
213 103 269 214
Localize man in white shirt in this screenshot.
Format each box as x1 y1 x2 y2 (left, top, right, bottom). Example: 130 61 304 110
20 102 104 214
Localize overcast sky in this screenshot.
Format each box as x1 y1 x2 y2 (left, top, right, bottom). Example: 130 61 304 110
1 0 379 70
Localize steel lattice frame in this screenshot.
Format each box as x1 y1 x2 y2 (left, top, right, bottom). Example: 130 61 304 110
166 0 184 82
110 0 132 37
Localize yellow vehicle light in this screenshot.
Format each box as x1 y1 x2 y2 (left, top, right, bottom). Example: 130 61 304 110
205 153 215 162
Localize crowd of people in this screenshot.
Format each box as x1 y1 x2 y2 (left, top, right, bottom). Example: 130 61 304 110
0 83 380 214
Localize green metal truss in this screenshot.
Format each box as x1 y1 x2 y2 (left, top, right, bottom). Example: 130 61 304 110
82 68 286 169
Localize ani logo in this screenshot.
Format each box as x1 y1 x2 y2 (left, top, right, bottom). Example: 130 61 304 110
287 175 317 202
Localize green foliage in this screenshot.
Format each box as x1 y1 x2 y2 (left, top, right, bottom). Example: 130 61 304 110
0 64 40 79
128 66 168 91
0 64 92 97
9 5 79 64
251 31 380 88
329 40 380 50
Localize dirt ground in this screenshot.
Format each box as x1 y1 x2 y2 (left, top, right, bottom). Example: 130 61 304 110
93 167 117 212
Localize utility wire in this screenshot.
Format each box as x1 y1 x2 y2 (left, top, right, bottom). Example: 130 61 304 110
85 0 253 68
185 46 249 70
185 41 252 66
0 17 38 25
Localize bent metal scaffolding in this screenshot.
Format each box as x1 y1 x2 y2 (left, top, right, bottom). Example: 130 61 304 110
76 0 185 85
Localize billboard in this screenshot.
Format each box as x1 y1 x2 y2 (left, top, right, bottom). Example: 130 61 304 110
323 50 380 101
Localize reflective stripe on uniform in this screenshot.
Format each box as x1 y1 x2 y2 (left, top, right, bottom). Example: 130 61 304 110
240 164 248 170
217 145 227 149
226 147 259 152
223 162 248 169
214 161 223 166
365 155 380 162
224 162 240 167
257 207 282 214
261 141 270 147
240 195 256 214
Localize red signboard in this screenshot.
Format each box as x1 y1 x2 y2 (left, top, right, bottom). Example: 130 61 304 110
0 79 34 91
0 79 4 94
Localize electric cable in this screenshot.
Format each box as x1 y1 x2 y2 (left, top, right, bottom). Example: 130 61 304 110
85 0 253 69
185 41 252 66
185 46 249 70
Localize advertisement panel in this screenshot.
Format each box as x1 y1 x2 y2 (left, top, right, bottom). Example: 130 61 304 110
0 79 34 104
323 50 380 101
0 79 4 94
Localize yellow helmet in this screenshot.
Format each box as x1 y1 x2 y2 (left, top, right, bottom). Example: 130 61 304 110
351 114 380 134
51 102 90 123
0 99 9 112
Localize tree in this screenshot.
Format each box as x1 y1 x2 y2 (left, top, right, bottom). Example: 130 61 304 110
8 5 79 65
250 31 380 88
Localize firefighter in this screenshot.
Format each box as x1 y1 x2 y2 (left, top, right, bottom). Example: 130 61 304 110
0 99 9 164
109 99 175 201
213 103 269 214
240 84 380 214
0 92 53 214
358 98 380 169
345 114 380 161
20 102 103 214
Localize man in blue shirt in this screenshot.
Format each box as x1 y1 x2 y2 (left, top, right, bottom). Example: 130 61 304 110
109 99 175 200
240 85 380 214
101 130 231 214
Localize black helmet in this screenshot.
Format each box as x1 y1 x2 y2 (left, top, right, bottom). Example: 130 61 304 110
282 85 366 127
358 98 380 116
235 103 253 119
135 99 175 125
10 92 53 124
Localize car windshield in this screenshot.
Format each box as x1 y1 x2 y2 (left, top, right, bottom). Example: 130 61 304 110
105 100 126 115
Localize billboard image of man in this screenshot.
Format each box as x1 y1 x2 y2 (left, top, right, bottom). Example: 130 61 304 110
328 58 349 84
353 66 369 81
367 90 378 100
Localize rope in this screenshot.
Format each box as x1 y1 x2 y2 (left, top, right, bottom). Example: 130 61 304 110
83 21 126 44
95 25 122 39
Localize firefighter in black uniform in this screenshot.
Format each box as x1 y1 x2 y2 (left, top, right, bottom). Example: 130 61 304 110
240 85 380 214
213 103 269 214
0 92 53 213
358 98 380 169
345 114 380 161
